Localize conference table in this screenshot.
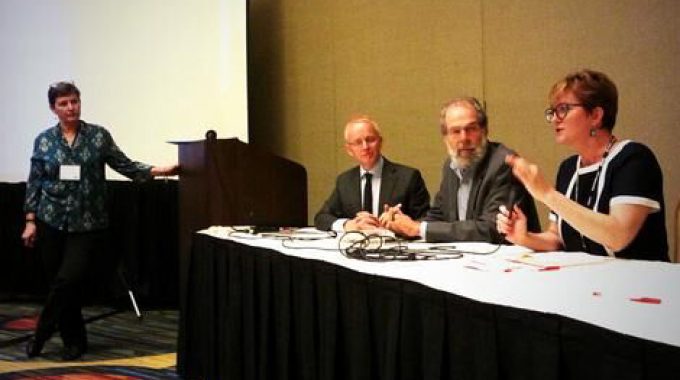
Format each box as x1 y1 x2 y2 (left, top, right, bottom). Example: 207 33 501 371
177 227 680 380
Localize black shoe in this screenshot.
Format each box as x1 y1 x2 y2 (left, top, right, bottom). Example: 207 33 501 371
25 337 45 358
61 344 85 361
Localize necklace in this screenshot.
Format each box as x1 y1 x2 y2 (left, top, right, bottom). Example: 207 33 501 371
572 135 617 252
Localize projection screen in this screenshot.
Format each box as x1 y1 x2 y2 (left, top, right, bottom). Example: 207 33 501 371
0 0 248 181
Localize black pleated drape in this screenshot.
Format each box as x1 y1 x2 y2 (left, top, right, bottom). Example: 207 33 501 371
0 181 178 308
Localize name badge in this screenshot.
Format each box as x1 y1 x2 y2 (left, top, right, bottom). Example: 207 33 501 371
60 165 81 181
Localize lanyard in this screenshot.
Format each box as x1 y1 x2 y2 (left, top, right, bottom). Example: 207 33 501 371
572 135 616 252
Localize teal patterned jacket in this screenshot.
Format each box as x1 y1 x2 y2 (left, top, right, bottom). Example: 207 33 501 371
24 121 152 232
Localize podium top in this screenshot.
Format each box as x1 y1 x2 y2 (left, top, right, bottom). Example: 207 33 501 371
168 137 244 145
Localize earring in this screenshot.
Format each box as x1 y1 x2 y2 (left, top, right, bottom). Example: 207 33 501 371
589 128 597 137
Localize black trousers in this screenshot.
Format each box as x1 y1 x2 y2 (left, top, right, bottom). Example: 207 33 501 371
34 220 107 348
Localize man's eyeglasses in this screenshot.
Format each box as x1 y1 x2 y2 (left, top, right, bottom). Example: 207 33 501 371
445 124 482 137
347 135 380 147
544 103 584 123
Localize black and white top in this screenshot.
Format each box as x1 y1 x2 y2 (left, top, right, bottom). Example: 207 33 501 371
550 140 668 261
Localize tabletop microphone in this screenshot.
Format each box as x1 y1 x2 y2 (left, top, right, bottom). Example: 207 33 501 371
506 184 518 217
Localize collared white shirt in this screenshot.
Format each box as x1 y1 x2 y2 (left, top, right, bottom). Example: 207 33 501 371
359 156 384 216
420 160 477 238
332 156 384 231
454 167 472 221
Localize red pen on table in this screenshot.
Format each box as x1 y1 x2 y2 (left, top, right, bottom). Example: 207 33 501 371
629 297 662 304
539 265 561 271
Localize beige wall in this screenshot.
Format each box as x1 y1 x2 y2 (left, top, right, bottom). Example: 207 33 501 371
248 0 680 261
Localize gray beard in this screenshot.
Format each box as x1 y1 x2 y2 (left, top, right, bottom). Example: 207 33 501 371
447 136 488 170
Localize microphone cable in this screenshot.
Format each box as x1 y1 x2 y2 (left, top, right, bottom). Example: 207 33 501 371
338 231 467 261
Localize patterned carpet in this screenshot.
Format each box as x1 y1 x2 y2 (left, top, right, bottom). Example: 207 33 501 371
0 302 179 379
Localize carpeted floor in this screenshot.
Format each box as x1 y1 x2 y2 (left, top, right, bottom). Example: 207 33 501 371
0 302 179 379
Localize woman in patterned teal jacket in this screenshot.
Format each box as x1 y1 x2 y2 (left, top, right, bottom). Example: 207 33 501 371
21 81 178 361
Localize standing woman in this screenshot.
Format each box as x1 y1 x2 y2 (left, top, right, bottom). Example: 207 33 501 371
21 81 178 360
497 69 668 261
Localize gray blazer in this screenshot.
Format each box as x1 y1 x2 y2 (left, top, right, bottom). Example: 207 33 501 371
314 157 430 231
424 141 540 243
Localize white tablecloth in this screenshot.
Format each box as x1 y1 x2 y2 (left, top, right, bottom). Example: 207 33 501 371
201 226 680 347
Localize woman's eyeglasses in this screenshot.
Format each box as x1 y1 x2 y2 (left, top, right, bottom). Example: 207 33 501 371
544 103 584 123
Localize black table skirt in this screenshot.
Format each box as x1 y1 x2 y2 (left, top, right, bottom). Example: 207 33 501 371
178 235 680 380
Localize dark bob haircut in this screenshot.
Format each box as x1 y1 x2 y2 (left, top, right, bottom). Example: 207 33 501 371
48 81 80 108
549 69 618 131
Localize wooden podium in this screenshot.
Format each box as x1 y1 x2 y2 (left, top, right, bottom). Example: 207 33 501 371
173 137 307 312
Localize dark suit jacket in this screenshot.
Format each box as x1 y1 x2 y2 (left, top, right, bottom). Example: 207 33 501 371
423 141 540 243
314 157 430 231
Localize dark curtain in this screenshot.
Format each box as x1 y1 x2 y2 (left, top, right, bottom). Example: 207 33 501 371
0 183 46 298
179 235 680 380
0 181 178 308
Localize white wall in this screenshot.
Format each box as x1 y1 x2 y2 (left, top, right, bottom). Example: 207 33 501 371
0 0 248 182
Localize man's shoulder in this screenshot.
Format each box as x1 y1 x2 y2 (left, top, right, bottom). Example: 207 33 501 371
382 157 422 175
486 141 516 158
479 141 515 173
336 165 360 181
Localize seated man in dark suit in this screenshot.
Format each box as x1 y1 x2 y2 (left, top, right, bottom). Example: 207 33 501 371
382 97 540 242
314 117 430 232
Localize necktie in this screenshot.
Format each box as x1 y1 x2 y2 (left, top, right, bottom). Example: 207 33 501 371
363 173 373 214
